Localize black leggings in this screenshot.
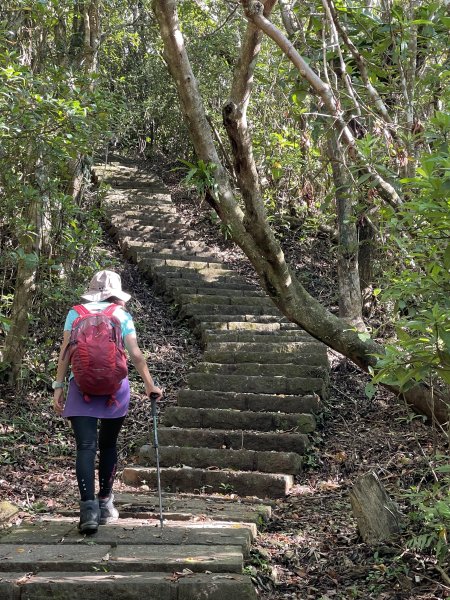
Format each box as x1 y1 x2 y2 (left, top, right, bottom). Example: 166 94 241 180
70 416 125 501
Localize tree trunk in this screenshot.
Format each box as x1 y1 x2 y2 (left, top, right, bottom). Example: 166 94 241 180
327 132 364 329
358 215 376 316
279 0 298 37
3 178 43 385
152 0 449 425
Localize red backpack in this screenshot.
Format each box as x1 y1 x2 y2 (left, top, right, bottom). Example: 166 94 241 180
66 304 128 404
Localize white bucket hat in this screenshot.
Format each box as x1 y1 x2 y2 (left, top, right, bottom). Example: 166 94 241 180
81 270 131 303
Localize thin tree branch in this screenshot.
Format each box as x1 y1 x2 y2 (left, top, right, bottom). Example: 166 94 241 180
326 0 394 126
240 0 403 208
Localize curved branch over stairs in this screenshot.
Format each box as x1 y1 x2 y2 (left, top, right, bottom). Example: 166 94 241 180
151 0 449 425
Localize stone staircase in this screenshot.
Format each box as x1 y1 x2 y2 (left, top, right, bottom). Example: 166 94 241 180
0 158 330 599
0 494 266 599
96 159 329 499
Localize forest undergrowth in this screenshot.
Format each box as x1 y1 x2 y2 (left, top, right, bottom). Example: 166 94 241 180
0 157 449 600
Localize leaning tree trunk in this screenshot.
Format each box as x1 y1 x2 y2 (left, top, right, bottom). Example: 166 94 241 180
152 0 449 424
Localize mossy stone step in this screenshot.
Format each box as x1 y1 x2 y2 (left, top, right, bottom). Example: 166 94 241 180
113 493 272 524
122 466 293 499
0 571 257 600
157 427 309 454
205 340 325 353
178 294 274 307
108 224 198 241
163 406 316 433
163 279 260 295
143 257 231 270
202 330 317 343
195 362 328 379
128 247 217 263
149 268 241 287
180 303 283 318
122 239 209 256
139 444 303 474
0 543 243 573
187 372 326 396
169 285 265 299
110 213 183 227
203 350 328 366
106 195 174 208
104 202 176 214
109 217 192 234
177 390 322 414
0 519 255 552
196 320 298 333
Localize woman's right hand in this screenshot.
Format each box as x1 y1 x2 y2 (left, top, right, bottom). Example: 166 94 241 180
53 388 65 415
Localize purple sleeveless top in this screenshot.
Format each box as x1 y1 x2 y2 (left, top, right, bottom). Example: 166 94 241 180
62 378 130 419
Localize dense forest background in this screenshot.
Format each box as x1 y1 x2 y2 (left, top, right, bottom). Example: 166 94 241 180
1 0 450 595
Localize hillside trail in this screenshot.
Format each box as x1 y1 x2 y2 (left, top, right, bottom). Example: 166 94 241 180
0 157 330 599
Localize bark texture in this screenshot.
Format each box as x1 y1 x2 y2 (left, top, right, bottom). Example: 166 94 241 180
350 472 402 544
327 133 364 329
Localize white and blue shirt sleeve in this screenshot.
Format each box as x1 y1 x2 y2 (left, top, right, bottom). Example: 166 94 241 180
64 302 136 339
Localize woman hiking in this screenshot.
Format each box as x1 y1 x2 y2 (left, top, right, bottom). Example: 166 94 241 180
52 270 163 534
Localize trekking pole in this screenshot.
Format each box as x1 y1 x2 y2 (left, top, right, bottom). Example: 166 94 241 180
150 392 164 528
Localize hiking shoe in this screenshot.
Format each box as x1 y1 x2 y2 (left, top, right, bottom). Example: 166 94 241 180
78 499 100 535
99 494 119 524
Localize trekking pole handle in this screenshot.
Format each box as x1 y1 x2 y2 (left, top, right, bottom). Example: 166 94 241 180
150 392 159 417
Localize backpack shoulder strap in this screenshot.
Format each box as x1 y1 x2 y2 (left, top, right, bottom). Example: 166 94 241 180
102 303 120 317
73 304 91 316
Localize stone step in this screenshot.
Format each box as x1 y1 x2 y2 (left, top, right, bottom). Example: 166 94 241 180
202 330 317 343
203 349 328 366
177 389 322 414
113 493 272 524
106 186 172 200
105 203 177 215
168 285 265 298
109 221 196 238
163 406 316 433
195 362 328 379
106 196 174 208
180 303 283 318
178 294 273 307
0 571 257 599
151 265 250 283
0 543 243 574
186 371 326 396
195 320 293 339
108 224 198 241
110 213 184 228
139 444 303 474
139 258 232 274
0 519 255 553
205 340 325 354
196 320 299 334
157 427 309 454
122 239 209 257
133 250 218 266
165 277 264 299
123 466 293 499
144 258 231 271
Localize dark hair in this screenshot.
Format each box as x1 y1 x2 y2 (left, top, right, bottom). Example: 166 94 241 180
104 296 126 307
